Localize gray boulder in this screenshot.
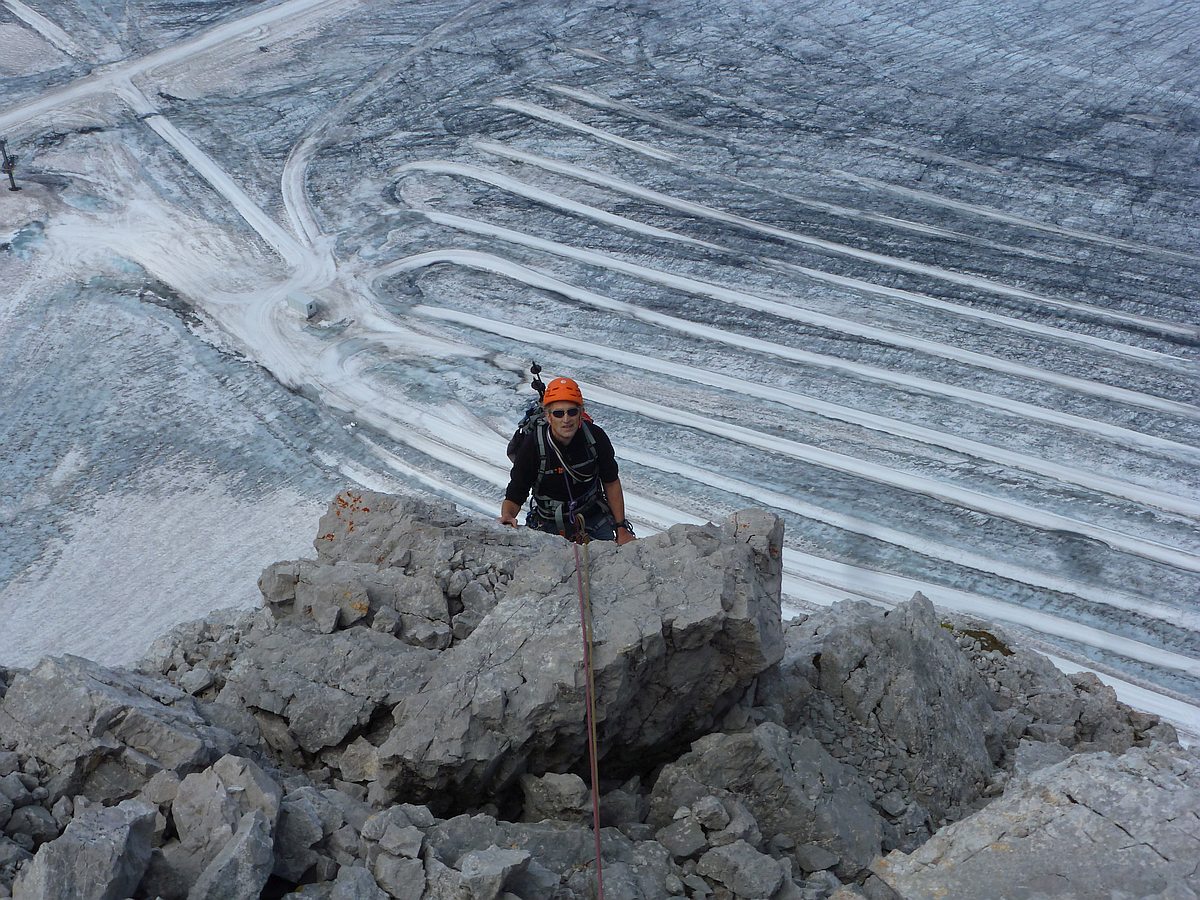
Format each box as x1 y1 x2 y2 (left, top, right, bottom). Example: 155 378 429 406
1068 671 1145 753
696 839 784 898
872 745 1200 899
762 595 999 823
11 799 155 900
188 809 275 900
314 492 549 646
331 863 389 899
650 723 885 879
260 560 372 634
519 772 589 823
422 851 470 899
259 559 454 650
1011 738 1071 777
0 774 31 812
174 754 281 853
4 804 57 847
138 753 284 893
941 617 1178 756
374 851 426 899
273 787 328 881
421 811 683 896
599 777 647 829
563 838 678 899
369 506 783 808
0 835 33 893
312 493 534 571
138 609 261 690
657 814 708 859
216 625 436 757
458 846 532 898
0 656 235 803
379 822 424 858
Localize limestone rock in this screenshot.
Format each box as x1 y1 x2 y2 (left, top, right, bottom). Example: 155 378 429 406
331 863 389 899
371 506 783 809
519 772 589 823
216 624 436 756
762 595 999 822
422 852 469 899
696 839 784 898
793 842 840 875
0 835 32 892
188 809 275 900
379 822 424 858
939 617 1178 755
173 754 281 860
11 799 155 900
374 854 427 900
0 776 27 811
656 814 708 859
4 804 57 846
599 777 647 829
458 846 532 898
1068 672 1141 753
7 493 1187 900
651 723 885 878
138 608 262 687
360 804 418 843
420 810 686 896
0 656 234 802
259 558 454 651
273 787 327 881
566 837 679 899
313 493 527 569
872 746 1200 899
1011 738 1071 777
691 795 729 832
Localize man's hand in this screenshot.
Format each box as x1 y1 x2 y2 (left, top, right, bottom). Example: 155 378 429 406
499 500 521 528
615 525 636 546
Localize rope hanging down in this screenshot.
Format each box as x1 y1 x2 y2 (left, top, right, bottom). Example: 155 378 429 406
573 514 606 900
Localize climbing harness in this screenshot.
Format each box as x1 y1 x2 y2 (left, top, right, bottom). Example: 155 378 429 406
533 421 606 538
572 515 606 899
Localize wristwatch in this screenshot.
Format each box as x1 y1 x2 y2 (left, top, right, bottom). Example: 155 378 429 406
614 520 635 536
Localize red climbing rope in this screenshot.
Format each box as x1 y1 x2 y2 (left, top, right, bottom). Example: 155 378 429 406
573 517 605 900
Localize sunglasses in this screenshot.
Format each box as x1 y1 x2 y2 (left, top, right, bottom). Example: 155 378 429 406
549 407 581 419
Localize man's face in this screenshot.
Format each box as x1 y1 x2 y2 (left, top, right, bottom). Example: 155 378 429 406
545 400 582 443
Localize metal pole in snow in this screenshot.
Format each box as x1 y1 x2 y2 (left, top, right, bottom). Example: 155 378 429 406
0 139 19 191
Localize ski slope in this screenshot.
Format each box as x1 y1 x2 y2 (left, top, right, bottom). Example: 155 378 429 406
1 0 1198 740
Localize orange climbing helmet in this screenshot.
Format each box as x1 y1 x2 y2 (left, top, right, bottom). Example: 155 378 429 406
541 376 584 407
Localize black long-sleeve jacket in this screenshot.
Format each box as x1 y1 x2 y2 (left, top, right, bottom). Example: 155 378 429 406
504 422 619 508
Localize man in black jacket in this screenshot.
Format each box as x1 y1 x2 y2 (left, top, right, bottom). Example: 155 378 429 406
499 377 635 545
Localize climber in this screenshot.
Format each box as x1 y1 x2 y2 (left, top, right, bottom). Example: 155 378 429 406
499 376 636 545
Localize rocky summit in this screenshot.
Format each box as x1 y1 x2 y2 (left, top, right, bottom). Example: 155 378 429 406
0 491 1192 899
